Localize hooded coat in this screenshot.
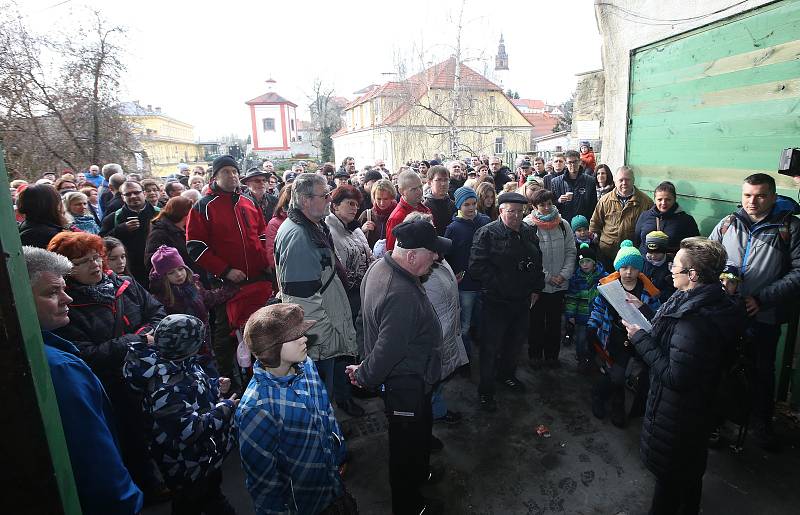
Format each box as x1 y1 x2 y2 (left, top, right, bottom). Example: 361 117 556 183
634 203 700 256
631 283 746 479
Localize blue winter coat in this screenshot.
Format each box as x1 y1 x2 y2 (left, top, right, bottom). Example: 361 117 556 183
43 331 143 515
122 341 236 488
565 262 608 325
444 213 491 291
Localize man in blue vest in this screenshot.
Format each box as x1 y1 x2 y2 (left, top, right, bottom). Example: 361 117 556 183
24 246 143 515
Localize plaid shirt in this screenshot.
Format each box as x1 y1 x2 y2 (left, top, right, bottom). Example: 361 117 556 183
236 357 345 515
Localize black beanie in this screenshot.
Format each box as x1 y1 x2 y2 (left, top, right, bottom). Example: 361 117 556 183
212 155 239 177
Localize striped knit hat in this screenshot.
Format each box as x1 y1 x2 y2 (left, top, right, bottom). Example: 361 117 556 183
614 240 644 271
645 230 669 252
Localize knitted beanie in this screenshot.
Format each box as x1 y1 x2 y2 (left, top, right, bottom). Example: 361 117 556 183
154 314 205 360
150 245 186 276
645 230 669 252
454 186 478 209
577 242 596 263
614 240 644 271
571 215 589 231
212 155 239 177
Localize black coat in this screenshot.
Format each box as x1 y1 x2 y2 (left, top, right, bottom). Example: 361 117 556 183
631 283 745 480
634 204 700 255
54 272 165 394
19 219 65 249
144 217 199 276
549 169 598 224
100 203 159 288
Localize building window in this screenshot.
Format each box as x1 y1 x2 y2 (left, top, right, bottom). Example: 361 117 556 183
290 119 295 132
494 137 504 154
297 135 302 141
262 118 275 131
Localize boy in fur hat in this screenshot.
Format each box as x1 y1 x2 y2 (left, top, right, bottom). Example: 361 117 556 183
236 303 351 514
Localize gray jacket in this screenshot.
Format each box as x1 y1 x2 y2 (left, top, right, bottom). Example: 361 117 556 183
274 213 357 360
423 260 468 380
709 197 800 324
355 255 443 391
523 215 577 294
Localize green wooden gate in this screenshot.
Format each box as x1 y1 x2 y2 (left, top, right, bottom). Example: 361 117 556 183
626 0 800 234
626 0 800 403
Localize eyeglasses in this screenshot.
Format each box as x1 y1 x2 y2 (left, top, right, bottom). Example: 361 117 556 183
668 262 693 275
122 190 143 197
71 254 103 267
566 160 580 165
309 192 332 200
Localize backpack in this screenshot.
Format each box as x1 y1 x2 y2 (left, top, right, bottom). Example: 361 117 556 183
719 212 792 251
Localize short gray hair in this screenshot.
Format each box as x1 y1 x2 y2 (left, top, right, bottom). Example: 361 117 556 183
290 173 327 209
403 211 432 223
109 173 126 189
397 170 422 193
23 246 72 284
101 163 123 180
614 165 635 182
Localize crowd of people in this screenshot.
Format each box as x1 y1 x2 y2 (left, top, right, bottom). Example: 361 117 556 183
14 146 800 515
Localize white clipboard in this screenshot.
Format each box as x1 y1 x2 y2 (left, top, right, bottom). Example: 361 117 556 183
597 280 652 332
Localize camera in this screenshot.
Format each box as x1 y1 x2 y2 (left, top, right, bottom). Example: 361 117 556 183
778 148 800 177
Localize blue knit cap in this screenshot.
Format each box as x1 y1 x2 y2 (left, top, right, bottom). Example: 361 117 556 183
614 240 644 271
571 215 589 231
454 186 478 209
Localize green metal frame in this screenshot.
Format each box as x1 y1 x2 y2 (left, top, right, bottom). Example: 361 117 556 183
0 147 82 513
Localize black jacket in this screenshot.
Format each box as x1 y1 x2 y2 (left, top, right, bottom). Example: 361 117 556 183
631 283 745 480
549 169 598 224
19 219 65 249
54 272 165 393
469 219 545 303
144 217 199 275
634 204 700 255
100 203 159 288
493 166 513 193
423 194 456 236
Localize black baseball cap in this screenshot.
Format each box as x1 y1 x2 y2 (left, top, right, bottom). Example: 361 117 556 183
334 170 350 179
392 221 452 254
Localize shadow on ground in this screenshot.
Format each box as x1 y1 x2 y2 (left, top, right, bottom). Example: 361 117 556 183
145 345 800 515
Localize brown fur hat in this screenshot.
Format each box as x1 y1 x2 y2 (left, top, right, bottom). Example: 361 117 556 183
243 303 316 367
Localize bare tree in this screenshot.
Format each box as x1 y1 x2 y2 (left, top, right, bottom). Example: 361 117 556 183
308 79 343 163
0 4 134 179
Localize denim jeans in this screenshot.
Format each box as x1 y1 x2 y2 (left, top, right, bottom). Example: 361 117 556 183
573 324 588 362
315 357 335 401
459 290 481 358
431 383 447 419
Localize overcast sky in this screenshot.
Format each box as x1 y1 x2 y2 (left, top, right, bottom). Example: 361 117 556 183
23 0 602 140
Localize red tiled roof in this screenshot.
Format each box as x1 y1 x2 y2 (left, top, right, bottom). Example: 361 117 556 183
524 113 560 137
245 91 297 107
513 98 546 110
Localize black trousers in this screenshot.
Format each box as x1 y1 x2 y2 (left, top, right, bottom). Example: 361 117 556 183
479 298 529 396
171 468 224 515
212 303 242 392
528 291 566 361
387 392 433 515
649 474 703 515
748 322 780 427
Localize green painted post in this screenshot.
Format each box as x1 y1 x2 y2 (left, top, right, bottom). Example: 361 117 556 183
0 147 82 514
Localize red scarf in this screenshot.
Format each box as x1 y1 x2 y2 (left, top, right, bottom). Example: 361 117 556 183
371 199 397 218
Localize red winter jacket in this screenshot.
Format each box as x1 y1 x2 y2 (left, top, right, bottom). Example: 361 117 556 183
186 184 271 280
384 198 431 251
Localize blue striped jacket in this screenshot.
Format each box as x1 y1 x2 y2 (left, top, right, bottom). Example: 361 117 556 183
236 357 345 514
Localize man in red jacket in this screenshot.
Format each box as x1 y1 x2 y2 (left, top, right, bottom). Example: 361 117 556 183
186 155 272 390
384 170 430 251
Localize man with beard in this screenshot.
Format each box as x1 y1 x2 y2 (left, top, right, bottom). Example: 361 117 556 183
347 220 450 515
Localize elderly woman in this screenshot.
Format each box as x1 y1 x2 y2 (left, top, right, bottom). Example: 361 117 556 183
47 231 166 498
624 238 745 515
634 181 700 256
18 184 69 248
357 178 398 251
524 189 576 368
63 191 100 234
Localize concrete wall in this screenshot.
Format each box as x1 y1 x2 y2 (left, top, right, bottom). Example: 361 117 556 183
595 0 773 168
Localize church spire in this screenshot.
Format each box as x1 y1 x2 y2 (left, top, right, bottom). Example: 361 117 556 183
495 34 508 71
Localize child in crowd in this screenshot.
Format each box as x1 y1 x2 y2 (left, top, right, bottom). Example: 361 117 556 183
642 230 675 302
565 243 607 373
720 264 741 296
571 215 597 251
588 240 661 428
103 237 128 276
63 191 100 234
122 314 237 515
149 245 238 372
237 303 352 514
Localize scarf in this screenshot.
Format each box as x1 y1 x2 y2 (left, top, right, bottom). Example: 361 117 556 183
528 206 562 231
371 200 397 218
645 254 667 267
287 207 349 288
335 214 360 233
69 274 116 304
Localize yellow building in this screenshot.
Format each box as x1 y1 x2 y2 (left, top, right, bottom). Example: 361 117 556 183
121 102 206 177
332 58 533 169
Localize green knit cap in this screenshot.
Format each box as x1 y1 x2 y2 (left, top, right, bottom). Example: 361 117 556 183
614 240 644 271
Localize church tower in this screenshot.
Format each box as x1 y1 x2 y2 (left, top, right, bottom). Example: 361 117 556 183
494 34 509 88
